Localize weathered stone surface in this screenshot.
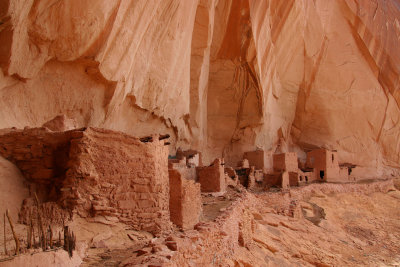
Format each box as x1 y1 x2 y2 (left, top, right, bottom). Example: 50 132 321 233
169 169 202 230
0 1 398 177
0 127 171 235
0 155 29 221
197 158 226 193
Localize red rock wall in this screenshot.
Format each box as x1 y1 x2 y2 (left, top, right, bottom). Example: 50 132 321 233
169 169 202 230
61 128 170 235
273 152 298 172
0 128 76 201
0 127 171 234
197 158 226 192
0 0 399 177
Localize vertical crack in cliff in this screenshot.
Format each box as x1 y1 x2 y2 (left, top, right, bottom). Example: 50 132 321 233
230 61 262 143
228 2 263 146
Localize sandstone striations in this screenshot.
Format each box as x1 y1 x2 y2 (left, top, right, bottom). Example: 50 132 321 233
0 0 400 266
0 0 399 176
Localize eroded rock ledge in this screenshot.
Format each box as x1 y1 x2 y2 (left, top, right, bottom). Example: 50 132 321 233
0 0 399 176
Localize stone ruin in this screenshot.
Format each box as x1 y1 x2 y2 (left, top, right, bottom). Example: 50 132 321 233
197 158 226 193
0 127 171 235
0 124 360 264
305 148 355 182
235 148 357 190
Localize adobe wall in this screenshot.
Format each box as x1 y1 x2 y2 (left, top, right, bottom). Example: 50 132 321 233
225 167 240 187
169 158 197 181
244 150 274 173
264 171 289 189
60 128 171 235
339 167 350 181
169 169 202 230
326 151 340 180
306 149 326 170
273 152 298 172
176 149 202 167
307 149 328 181
307 149 345 182
197 158 226 192
289 172 300 186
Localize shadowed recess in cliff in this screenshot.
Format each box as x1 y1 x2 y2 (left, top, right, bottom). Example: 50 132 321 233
205 0 263 165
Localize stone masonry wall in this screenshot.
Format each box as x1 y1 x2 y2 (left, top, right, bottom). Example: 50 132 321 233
0 127 171 234
169 169 202 230
197 158 226 192
61 128 170 235
273 152 298 172
0 127 77 201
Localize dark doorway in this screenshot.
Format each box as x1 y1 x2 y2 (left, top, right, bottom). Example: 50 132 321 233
320 171 325 180
305 176 308 182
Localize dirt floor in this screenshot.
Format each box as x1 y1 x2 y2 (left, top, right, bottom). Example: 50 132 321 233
200 187 242 221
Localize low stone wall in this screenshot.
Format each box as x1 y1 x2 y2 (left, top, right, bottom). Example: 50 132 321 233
129 191 258 266
132 180 397 266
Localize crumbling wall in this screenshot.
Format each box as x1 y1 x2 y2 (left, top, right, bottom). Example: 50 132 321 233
243 150 274 173
0 127 171 234
273 152 298 172
0 127 76 201
197 158 226 192
264 171 290 189
152 192 257 266
169 158 197 181
169 169 202 230
289 172 300 187
306 149 328 181
60 128 170 234
306 149 345 181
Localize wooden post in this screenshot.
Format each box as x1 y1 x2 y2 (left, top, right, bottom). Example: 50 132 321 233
34 193 46 250
3 213 6 255
63 226 69 251
5 209 20 255
27 225 31 249
49 226 53 249
27 213 32 249
32 222 36 248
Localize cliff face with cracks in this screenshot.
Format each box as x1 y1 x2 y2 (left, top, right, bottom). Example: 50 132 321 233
0 0 399 177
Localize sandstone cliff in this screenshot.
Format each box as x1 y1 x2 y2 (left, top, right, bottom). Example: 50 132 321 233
0 0 399 177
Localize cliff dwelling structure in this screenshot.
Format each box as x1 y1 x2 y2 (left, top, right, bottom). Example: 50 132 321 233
0 0 400 266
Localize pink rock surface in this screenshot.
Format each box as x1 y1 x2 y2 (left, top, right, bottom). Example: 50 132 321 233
0 0 399 177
